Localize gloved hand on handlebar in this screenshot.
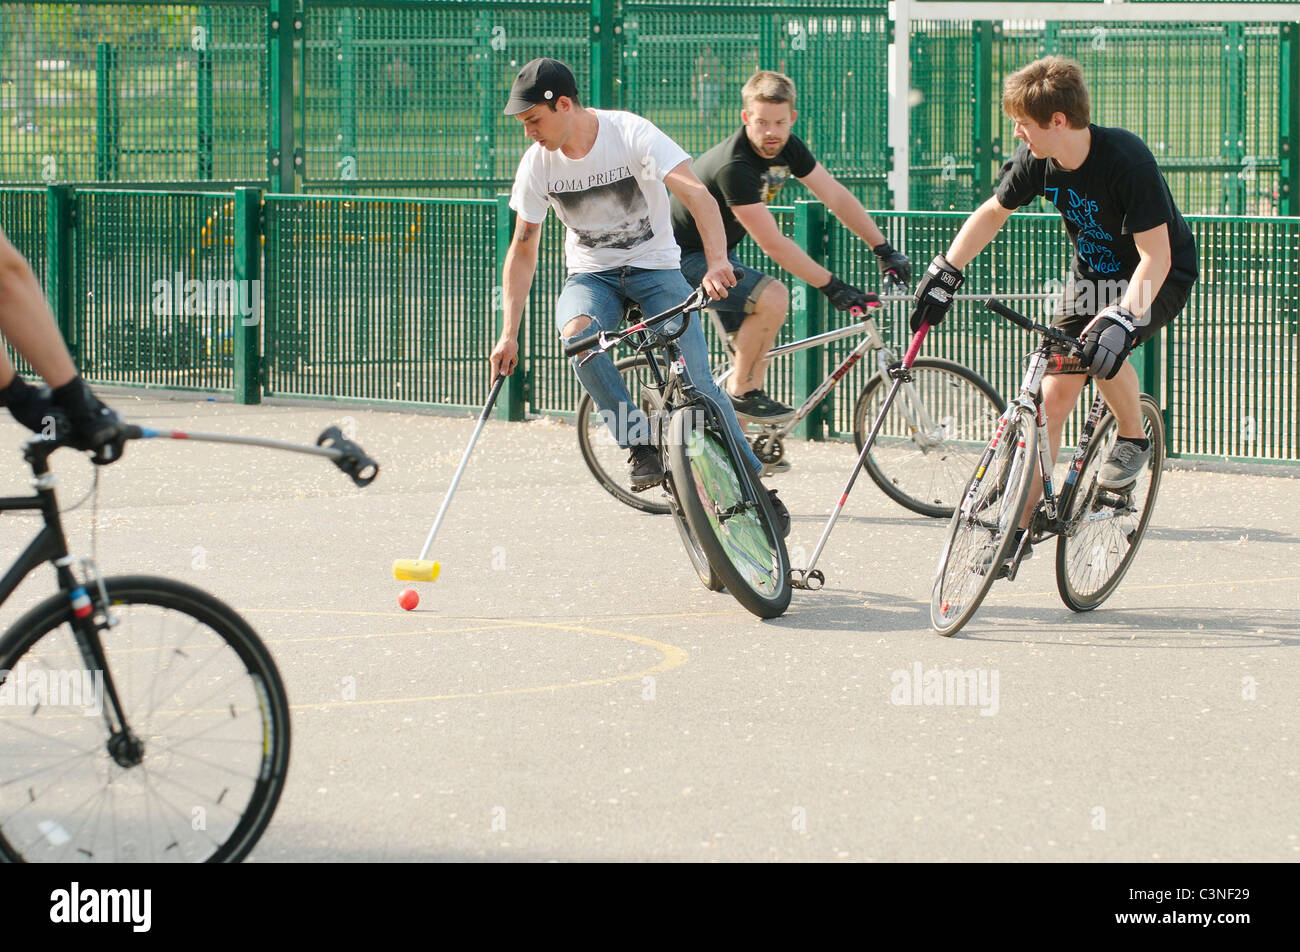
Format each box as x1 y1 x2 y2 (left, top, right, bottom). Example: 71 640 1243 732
872 242 911 286
1080 305 1138 380
819 275 872 313
50 375 126 464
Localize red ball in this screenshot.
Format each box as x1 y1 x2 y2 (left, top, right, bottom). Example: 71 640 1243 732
398 589 419 611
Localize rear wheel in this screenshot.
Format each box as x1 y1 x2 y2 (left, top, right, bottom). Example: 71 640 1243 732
854 357 1005 518
1056 394 1164 611
931 408 1037 637
667 403 791 619
576 354 671 515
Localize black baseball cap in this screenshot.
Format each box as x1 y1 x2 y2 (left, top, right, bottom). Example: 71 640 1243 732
503 58 580 115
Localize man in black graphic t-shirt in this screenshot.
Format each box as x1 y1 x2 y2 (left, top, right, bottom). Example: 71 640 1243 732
670 71 910 425
909 56 1197 575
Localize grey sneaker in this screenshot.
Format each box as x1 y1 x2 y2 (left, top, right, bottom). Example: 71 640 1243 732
729 388 796 422
628 445 664 491
1097 439 1151 489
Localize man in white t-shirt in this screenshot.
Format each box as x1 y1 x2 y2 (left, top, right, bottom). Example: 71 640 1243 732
489 58 787 532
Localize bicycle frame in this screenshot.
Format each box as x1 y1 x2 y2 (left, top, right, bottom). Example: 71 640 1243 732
963 342 1127 553
705 290 1054 447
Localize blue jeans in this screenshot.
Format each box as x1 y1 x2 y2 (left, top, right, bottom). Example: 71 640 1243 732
556 266 762 475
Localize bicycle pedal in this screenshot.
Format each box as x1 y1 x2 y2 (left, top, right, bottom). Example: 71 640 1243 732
789 568 824 591
1000 537 1034 581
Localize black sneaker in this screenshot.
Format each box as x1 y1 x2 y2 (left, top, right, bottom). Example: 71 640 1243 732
729 388 796 422
767 488 791 538
627 445 664 491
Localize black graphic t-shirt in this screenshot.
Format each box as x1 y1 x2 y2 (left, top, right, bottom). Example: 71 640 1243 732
995 125 1198 285
671 127 817 253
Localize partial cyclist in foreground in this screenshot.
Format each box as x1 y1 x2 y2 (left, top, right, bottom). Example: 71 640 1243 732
488 57 790 533
0 225 124 461
910 55 1197 577
670 70 910 430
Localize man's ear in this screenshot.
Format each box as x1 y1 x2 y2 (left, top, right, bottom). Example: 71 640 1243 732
790 108 798 126
740 109 750 126
1052 111 1069 130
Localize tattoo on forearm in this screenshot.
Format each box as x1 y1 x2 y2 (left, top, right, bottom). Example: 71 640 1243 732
515 221 538 244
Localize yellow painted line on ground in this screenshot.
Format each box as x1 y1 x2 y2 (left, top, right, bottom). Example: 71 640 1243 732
286 618 689 712
244 607 740 622
995 574 1300 600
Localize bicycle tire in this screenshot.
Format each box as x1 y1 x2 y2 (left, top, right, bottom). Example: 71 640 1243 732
0 576 290 863
576 354 671 515
853 357 1006 519
1055 394 1165 612
664 470 726 592
931 407 1038 636
667 403 791 618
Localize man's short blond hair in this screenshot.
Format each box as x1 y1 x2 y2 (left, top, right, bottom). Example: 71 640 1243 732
741 71 797 111
1002 56 1090 129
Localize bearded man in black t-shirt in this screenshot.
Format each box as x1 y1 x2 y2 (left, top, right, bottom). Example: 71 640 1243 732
670 71 910 426
909 56 1197 576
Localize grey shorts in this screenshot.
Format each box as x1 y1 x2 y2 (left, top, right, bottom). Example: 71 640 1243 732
678 250 774 334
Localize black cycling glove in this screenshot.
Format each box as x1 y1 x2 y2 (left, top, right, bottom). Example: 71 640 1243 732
909 254 964 332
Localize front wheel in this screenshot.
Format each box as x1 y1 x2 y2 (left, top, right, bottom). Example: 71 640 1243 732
667 403 791 619
0 576 290 863
853 358 1005 518
1055 394 1164 612
931 407 1038 636
664 470 725 592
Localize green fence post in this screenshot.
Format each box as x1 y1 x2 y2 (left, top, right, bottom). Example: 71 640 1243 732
792 200 826 441
473 11 495 184
233 187 263 405
197 9 214 180
495 194 525 421
1282 23 1299 216
45 185 77 366
1222 23 1245 214
337 8 357 188
268 0 298 192
590 0 616 110
972 22 996 204
95 43 118 182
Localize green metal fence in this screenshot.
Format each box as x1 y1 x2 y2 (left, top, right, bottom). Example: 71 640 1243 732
262 192 498 405
9 185 1296 464
0 1 269 186
909 18 1296 216
3 1 1296 216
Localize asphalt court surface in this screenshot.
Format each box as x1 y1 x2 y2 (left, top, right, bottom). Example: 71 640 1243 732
0 389 1295 861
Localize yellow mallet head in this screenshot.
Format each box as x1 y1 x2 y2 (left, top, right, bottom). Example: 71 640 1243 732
392 559 440 583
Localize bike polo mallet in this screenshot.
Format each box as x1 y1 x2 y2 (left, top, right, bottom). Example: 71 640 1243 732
393 374 507 584
789 318 933 590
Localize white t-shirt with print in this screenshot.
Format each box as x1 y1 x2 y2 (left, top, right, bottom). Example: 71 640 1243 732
509 109 690 273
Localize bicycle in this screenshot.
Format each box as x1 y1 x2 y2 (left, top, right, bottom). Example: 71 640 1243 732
930 298 1164 637
0 422 378 861
564 281 792 619
577 280 1006 519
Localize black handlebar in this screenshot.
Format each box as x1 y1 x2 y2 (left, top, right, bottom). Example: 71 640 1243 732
563 331 603 358
984 297 1084 351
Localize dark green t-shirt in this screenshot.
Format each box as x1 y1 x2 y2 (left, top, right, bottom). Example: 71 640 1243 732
995 124 1198 285
671 127 817 254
